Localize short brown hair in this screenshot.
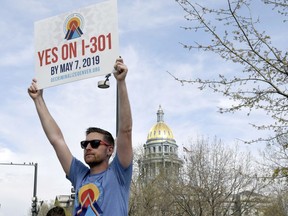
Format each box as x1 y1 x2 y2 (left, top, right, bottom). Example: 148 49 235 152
86 127 115 146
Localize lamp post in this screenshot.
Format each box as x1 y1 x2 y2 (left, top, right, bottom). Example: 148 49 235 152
98 73 119 136
0 162 38 215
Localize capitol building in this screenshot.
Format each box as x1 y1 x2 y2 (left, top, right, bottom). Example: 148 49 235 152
138 105 183 182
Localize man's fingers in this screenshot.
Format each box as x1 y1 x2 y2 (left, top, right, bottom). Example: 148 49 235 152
28 83 38 93
114 62 123 72
114 57 123 69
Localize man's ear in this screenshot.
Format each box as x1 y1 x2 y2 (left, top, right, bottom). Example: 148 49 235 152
108 146 114 156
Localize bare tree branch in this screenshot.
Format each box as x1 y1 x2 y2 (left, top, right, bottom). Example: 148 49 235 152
172 0 288 143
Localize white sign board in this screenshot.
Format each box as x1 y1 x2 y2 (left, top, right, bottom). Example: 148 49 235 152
34 0 119 89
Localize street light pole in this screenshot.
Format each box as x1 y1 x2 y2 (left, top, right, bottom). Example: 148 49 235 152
32 163 38 216
0 162 38 215
98 73 119 136
33 163 38 198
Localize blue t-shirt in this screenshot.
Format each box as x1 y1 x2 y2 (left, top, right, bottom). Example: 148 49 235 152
67 154 132 216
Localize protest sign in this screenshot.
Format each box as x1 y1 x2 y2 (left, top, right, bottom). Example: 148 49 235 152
34 0 119 89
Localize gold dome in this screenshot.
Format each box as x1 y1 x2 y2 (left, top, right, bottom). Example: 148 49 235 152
147 105 174 141
147 122 174 140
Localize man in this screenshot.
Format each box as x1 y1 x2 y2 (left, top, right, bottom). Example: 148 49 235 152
28 58 133 216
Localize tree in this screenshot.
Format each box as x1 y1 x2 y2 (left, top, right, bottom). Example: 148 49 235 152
172 0 288 143
259 179 288 216
262 134 288 179
176 136 267 215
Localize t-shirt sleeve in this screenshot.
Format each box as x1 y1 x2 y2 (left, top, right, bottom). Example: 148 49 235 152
111 154 133 188
67 157 89 188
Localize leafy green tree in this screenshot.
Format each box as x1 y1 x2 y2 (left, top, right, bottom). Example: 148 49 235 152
172 0 288 143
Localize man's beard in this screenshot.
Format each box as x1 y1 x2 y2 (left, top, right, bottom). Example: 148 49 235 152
86 157 105 168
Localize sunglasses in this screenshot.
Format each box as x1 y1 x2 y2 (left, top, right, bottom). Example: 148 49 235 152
80 139 111 149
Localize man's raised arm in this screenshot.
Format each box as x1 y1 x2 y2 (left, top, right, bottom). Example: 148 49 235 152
28 79 72 175
113 58 133 168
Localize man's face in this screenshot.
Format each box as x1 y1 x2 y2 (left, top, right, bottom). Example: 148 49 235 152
83 132 113 167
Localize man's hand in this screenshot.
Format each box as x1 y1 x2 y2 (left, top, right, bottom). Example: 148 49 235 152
113 57 128 81
28 78 43 100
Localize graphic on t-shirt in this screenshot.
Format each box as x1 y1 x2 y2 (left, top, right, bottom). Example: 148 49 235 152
76 183 104 216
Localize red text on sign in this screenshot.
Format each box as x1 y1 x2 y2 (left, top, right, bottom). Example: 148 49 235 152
38 47 58 67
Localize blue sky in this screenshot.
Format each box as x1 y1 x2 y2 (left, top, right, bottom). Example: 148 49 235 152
0 0 284 215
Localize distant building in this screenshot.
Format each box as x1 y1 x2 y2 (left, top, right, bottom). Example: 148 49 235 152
54 195 74 213
139 105 183 182
229 191 269 216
